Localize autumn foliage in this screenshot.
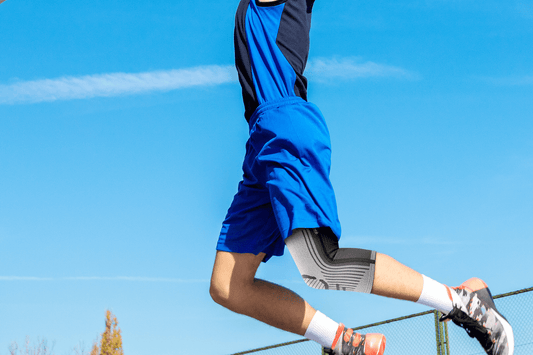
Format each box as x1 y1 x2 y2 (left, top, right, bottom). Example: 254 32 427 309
7 310 123 355
91 310 124 355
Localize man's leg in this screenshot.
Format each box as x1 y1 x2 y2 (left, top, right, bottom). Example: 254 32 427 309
210 250 386 354
210 250 316 336
286 228 452 312
286 228 514 355
372 252 457 314
371 252 423 302
369 253 514 355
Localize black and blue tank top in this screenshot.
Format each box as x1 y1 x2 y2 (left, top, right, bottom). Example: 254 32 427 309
234 0 315 121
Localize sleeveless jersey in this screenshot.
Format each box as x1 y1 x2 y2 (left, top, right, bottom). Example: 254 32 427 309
234 0 315 121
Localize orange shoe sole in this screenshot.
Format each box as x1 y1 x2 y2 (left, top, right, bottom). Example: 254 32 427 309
364 333 386 355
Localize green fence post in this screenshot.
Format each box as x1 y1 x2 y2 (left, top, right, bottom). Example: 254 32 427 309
435 310 440 355
444 318 450 354
434 311 451 355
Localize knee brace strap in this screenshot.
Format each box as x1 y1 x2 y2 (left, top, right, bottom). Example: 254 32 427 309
286 228 376 293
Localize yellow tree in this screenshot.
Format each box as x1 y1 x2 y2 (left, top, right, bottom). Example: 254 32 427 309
90 341 99 355
93 310 124 355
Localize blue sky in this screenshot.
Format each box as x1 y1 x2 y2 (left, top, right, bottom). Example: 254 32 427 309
1 0 532 354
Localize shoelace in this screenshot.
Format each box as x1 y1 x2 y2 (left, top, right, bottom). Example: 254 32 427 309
441 306 494 352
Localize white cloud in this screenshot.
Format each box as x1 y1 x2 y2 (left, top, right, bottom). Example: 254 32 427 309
0 276 209 282
64 276 210 282
306 57 417 82
0 276 54 281
0 65 237 105
0 57 415 105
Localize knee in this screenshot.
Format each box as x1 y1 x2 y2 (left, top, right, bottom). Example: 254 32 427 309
209 275 230 307
210 251 264 311
209 272 246 311
287 228 377 293
302 275 330 290
210 273 254 314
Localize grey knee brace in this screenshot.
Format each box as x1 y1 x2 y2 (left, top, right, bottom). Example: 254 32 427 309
286 228 376 293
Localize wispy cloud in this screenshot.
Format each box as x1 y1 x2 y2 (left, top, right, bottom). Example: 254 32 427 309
306 57 417 82
0 276 209 282
0 276 55 281
0 57 414 105
0 65 237 105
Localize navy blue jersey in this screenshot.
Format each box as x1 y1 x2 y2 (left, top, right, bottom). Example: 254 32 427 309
234 0 315 121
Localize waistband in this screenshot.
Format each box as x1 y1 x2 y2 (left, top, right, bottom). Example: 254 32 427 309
248 96 306 131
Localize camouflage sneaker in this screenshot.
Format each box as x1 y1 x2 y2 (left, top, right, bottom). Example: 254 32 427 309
441 278 514 355
323 324 386 355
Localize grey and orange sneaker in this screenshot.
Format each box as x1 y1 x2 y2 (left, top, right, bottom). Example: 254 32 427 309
441 278 514 355
324 323 386 355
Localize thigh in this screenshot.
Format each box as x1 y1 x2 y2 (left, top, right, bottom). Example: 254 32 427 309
211 250 266 294
216 178 284 261
216 139 285 262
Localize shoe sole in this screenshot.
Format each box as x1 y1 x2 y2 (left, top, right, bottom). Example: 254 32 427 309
494 309 514 355
364 333 386 355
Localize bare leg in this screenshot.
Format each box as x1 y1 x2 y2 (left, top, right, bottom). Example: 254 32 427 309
371 252 424 302
210 250 316 336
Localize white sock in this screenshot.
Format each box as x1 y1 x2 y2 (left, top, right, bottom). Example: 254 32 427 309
416 274 458 314
304 311 340 349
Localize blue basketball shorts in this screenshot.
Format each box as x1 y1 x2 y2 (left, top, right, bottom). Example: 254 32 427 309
216 97 341 262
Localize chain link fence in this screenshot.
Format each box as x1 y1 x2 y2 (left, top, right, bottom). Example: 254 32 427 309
232 286 533 355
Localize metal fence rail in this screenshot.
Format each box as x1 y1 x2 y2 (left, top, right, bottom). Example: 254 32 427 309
232 286 533 355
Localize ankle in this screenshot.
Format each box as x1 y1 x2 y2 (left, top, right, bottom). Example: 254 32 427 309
304 311 339 348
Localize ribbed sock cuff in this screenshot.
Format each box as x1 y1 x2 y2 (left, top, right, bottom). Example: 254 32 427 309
416 274 454 314
304 311 339 348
